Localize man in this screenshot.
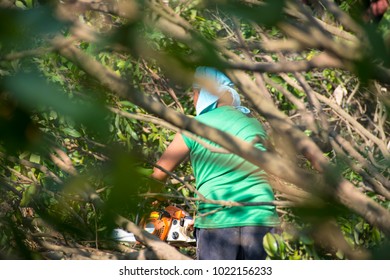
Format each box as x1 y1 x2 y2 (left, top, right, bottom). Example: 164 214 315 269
151 67 279 260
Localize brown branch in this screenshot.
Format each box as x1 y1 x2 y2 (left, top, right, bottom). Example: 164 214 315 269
150 162 205 201
225 38 306 53
314 92 389 157
49 148 77 176
227 52 345 73
314 17 358 43
231 18 274 104
170 174 194 185
141 192 296 208
57 0 139 23
141 60 185 113
1 37 76 62
319 0 363 35
254 30 318 137
226 69 329 170
1 47 52 61
276 71 389 157
0 152 62 184
0 178 22 198
312 220 370 260
39 241 131 260
267 175 316 203
6 166 35 185
264 74 319 134
286 0 359 61
330 132 390 190
109 106 229 154
295 72 329 134
330 136 390 199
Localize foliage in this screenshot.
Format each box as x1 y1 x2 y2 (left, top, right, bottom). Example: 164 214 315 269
0 0 389 260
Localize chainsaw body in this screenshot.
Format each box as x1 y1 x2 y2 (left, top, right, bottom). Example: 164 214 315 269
112 205 195 245
141 205 195 244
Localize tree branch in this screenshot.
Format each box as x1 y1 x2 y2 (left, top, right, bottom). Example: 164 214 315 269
226 52 345 73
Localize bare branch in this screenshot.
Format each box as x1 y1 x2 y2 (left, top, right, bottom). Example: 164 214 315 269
226 52 345 73
1 37 75 61
319 0 363 34
0 152 62 184
142 192 296 208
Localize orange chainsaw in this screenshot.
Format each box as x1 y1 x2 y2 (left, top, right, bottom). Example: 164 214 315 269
112 205 195 245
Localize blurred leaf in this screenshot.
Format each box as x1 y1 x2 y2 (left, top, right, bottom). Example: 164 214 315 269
378 9 390 37
20 185 38 207
135 167 153 177
15 1 26 10
300 234 314 246
4 72 109 137
103 151 162 224
363 24 390 67
0 6 65 49
263 232 278 258
336 249 344 260
208 0 286 27
0 96 41 153
29 153 40 163
25 0 34 9
181 188 190 197
61 127 81 138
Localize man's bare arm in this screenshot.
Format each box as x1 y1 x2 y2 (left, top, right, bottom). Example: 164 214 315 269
151 133 190 183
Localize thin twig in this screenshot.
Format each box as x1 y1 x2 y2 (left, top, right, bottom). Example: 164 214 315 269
0 152 62 184
109 106 230 154
141 192 296 208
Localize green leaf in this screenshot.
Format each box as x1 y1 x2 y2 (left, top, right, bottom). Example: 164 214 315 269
300 234 314 245
336 249 344 260
119 101 135 108
116 131 127 141
304 130 312 137
274 234 286 257
20 185 38 207
26 0 34 9
5 73 109 136
0 7 65 47
136 167 153 176
181 188 190 197
49 110 58 120
62 128 81 138
15 1 26 9
29 153 40 164
263 232 278 258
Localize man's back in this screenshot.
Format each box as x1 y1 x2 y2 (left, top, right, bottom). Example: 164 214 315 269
182 106 279 228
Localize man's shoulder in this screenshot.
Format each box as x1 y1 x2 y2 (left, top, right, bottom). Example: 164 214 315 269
196 106 245 122
196 107 265 135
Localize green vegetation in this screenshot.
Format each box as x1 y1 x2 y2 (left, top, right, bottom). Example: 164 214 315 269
0 0 389 260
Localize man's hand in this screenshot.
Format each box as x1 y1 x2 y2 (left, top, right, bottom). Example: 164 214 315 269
371 0 389 17
187 217 195 232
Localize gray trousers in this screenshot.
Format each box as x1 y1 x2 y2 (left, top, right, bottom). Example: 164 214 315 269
195 226 274 260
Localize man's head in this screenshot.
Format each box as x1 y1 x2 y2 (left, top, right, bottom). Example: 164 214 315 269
193 67 249 115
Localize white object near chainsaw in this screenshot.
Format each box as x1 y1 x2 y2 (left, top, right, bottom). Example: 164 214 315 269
112 205 195 246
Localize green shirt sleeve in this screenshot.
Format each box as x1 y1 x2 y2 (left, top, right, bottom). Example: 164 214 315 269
181 133 193 150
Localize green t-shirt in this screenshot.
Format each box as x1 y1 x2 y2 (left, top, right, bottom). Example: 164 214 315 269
182 106 280 229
